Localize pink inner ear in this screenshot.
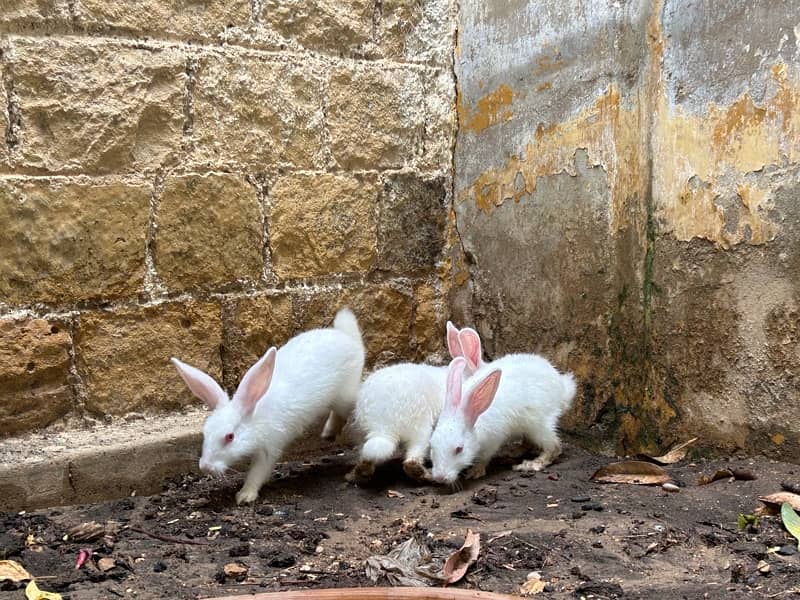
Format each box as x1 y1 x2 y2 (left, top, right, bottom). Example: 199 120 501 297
464 369 501 428
458 328 482 372
446 322 462 358
445 357 466 410
236 347 276 416
171 357 227 409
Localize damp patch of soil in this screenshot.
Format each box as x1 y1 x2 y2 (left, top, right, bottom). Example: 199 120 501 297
3 446 800 599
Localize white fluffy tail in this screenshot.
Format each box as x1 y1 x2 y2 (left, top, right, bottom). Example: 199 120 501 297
333 307 363 347
559 372 577 413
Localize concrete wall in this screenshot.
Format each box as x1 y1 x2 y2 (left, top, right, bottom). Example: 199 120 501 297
453 0 800 456
0 0 456 435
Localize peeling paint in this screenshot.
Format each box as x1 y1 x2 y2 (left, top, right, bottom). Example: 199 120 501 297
653 62 799 248
456 84 514 134
458 84 648 237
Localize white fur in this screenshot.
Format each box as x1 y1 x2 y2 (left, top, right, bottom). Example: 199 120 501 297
172 307 364 504
430 353 576 485
348 363 448 480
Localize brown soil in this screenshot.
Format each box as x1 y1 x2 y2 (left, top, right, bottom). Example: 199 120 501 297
3 445 800 599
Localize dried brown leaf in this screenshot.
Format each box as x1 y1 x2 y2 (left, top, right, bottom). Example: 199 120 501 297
223 562 248 581
590 461 670 485
0 560 32 583
387 490 405 499
97 558 116 572
759 492 800 512
65 522 106 542
520 578 547 595
698 468 756 485
442 529 481 585
649 437 698 465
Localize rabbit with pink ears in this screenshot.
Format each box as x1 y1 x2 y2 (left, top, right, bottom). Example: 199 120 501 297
346 322 484 483
429 329 576 486
172 307 364 504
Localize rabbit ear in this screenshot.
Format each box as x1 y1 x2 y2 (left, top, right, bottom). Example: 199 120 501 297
235 347 277 416
457 328 483 372
446 321 462 358
464 369 501 428
445 357 467 411
171 358 228 409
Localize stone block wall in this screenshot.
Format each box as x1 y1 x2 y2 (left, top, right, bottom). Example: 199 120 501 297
453 0 800 457
0 0 456 435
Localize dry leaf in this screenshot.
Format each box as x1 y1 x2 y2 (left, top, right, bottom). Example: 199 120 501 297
65 521 106 542
25 581 62 600
698 468 756 485
520 578 547 595
0 560 32 583
387 490 405 499
758 492 800 513
590 461 670 485
223 562 248 581
97 558 116 572
650 437 698 464
365 536 433 587
442 529 481 585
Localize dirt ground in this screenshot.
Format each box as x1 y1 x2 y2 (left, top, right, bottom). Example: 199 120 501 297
3 444 800 600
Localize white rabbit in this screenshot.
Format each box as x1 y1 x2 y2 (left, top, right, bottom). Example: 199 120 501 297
429 353 576 485
345 321 483 483
346 362 447 483
171 307 364 504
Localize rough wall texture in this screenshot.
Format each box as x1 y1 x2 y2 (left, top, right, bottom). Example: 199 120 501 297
0 0 456 435
453 0 800 456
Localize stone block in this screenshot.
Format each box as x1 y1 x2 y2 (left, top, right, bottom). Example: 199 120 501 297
377 173 447 275
293 284 413 366
0 0 70 31
191 53 325 169
412 280 446 360
0 179 149 304
76 302 222 416
0 318 73 434
328 66 425 170
270 172 378 279
72 0 251 41
223 293 294 388
378 0 453 65
0 68 9 168
260 0 373 55
9 38 184 174
155 174 264 291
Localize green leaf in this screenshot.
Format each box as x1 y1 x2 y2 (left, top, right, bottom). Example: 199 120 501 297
737 514 759 530
781 502 800 548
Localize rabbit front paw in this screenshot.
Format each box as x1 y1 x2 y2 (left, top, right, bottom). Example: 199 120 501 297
236 486 260 504
345 460 375 483
402 460 431 482
463 463 487 480
513 458 547 472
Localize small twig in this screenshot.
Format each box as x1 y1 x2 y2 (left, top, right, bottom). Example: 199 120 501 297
127 525 209 546
512 535 540 551
767 588 800 598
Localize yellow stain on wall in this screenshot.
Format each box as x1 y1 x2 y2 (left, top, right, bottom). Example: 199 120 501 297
457 84 515 134
459 84 649 237
653 63 799 248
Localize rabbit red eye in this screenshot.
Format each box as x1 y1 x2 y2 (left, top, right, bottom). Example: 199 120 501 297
223 433 234 444
454 446 463 455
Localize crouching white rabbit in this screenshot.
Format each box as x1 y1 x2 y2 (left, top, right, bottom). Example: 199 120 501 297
429 353 576 485
345 322 484 483
172 307 365 504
